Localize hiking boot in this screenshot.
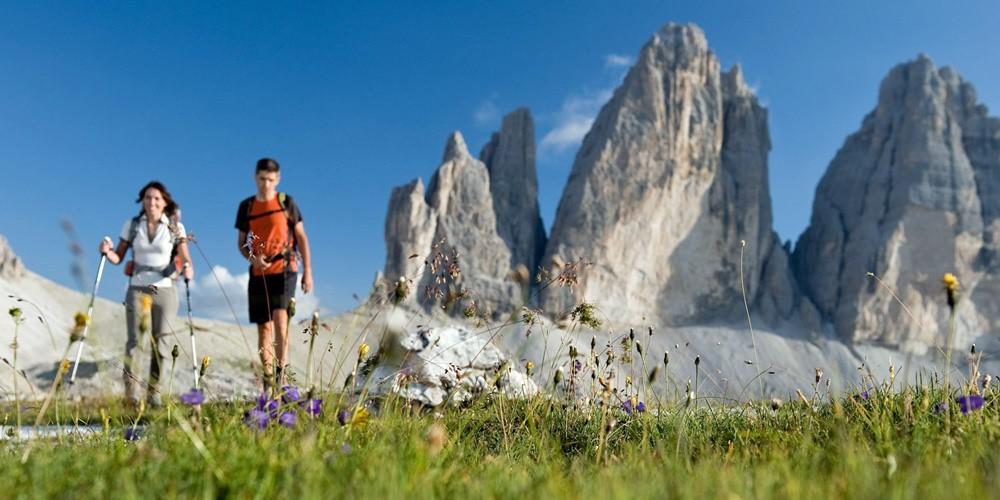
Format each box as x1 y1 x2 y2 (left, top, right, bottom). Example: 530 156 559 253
147 393 162 408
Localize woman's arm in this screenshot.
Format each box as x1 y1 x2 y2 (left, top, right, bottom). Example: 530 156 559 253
178 241 194 281
99 238 128 265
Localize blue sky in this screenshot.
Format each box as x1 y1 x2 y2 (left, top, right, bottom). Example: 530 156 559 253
2 2 998 321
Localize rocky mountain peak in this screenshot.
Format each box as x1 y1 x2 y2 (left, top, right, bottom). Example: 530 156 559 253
443 131 471 163
538 22 796 328
479 108 547 278
793 55 1000 346
0 235 25 281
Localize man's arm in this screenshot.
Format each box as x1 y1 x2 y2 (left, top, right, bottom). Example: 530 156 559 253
293 221 312 293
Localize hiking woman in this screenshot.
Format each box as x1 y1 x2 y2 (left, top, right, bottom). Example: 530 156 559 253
99 181 194 407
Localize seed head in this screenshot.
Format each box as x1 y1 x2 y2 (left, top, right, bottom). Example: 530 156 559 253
648 366 659 384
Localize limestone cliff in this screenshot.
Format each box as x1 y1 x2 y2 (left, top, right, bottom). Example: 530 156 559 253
480 108 547 279
384 132 520 317
793 55 1000 346
538 23 795 327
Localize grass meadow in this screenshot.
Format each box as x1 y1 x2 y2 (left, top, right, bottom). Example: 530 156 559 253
0 382 998 498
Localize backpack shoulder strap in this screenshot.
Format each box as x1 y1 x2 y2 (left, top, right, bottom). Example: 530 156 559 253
167 214 183 247
244 196 255 218
127 216 141 247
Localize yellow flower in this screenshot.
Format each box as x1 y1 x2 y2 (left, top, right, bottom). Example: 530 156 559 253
942 273 959 292
348 406 370 428
74 312 89 328
71 312 90 340
942 273 960 309
140 294 153 314
359 343 370 358
525 361 535 376
200 356 211 377
59 359 71 374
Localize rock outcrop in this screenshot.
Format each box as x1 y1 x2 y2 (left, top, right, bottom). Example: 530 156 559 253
480 108 547 279
384 132 520 317
0 235 25 280
793 55 1000 346
538 23 795 327
362 325 538 407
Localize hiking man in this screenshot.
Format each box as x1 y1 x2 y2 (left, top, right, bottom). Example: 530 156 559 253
235 158 313 389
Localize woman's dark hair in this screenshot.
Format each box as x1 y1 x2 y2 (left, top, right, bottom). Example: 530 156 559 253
136 181 180 218
256 157 280 173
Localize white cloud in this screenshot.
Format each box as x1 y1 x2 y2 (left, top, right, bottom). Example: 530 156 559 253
184 265 323 324
604 53 633 70
474 94 500 127
539 88 615 153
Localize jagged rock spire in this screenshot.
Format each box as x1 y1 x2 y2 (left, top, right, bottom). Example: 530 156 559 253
793 55 1000 345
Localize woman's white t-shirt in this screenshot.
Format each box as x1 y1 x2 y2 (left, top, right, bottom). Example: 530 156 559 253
118 214 186 289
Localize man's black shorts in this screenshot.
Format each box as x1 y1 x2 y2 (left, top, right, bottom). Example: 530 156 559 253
248 272 297 324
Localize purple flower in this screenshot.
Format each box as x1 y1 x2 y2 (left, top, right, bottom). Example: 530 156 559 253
933 402 948 414
278 411 297 428
181 388 204 406
244 408 270 430
300 398 323 417
573 359 582 372
337 410 351 426
957 395 986 415
636 401 646 413
621 400 633 414
257 394 279 418
861 391 870 401
124 427 141 441
281 385 301 405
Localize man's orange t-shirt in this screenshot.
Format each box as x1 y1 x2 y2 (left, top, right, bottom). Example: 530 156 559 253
236 195 302 276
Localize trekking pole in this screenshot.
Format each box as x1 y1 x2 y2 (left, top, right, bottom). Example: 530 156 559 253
70 236 112 384
183 263 199 389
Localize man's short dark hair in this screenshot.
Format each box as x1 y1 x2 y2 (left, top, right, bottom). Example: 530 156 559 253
256 158 280 173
